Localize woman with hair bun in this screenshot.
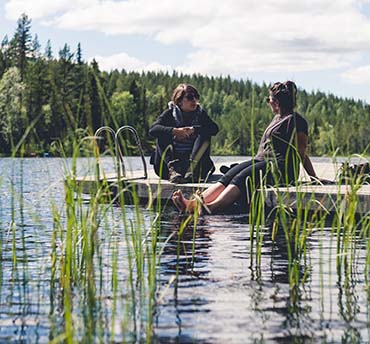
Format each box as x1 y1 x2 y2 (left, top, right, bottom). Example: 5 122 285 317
172 81 318 214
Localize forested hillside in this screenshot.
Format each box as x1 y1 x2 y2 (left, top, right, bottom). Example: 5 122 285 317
1 14 369 157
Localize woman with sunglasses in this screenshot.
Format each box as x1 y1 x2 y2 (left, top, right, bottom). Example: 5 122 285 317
149 83 219 183
172 81 318 214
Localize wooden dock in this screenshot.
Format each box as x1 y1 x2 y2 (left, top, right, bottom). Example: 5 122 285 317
74 160 370 215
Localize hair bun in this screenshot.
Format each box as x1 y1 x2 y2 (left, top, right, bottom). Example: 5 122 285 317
275 82 289 95
284 81 297 95
269 80 296 111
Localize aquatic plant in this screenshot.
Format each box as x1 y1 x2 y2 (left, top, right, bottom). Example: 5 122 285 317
0 79 369 342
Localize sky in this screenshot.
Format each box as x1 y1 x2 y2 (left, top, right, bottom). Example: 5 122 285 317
1 0 370 103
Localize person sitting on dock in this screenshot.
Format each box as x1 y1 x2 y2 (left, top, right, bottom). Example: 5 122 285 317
172 81 319 214
149 83 219 183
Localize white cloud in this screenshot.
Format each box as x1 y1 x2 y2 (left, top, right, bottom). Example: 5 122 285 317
4 0 95 20
90 52 173 73
342 65 370 84
4 0 370 74
178 49 354 76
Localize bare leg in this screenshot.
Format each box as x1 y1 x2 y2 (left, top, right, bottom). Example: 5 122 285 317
172 159 258 214
172 184 241 215
205 184 242 213
172 182 225 213
201 182 226 203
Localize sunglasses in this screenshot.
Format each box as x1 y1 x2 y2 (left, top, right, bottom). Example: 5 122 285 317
184 93 199 101
265 96 276 104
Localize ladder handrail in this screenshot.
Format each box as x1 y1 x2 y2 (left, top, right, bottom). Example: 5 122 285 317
115 125 148 180
94 125 148 181
94 126 126 177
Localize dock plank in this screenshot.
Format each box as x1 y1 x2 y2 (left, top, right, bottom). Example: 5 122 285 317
264 184 370 215
73 160 370 214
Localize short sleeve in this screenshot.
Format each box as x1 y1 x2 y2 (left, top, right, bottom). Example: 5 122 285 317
295 113 308 136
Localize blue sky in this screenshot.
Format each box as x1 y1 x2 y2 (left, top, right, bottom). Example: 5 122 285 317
1 0 370 103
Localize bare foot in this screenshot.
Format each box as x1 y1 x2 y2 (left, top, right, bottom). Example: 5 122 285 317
193 190 212 215
172 190 195 213
172 190 186 213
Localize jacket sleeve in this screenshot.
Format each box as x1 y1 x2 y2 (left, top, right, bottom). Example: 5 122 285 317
148 110 174 138
198 109 219 137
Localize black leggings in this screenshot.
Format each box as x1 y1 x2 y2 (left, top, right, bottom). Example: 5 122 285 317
219 159 296 204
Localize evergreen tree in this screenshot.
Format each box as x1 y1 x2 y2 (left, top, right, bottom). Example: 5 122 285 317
76 42 83 65
44 39 53 60
57 43 77 129
14 13 32 81
87 59 103 132
0 14 369 156
26 50 47 144
31 34 41 59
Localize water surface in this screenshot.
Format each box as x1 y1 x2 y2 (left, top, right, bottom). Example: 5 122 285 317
0 157 368 343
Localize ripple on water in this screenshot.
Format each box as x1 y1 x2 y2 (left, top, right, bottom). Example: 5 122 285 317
0 157 369 343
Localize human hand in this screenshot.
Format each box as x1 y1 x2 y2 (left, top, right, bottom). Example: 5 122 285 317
173 127 195 141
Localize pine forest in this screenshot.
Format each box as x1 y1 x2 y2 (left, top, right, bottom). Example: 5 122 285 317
1 14 369 157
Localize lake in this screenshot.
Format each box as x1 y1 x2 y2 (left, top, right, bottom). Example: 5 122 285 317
0 157 369 343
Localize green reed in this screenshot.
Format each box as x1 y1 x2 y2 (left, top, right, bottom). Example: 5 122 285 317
248 174 266 274
0 176 3 301
1 72 369 343
100 137 162 342
249 151 370 300
1 81 175 341
330 156 369 289
1 147 369 343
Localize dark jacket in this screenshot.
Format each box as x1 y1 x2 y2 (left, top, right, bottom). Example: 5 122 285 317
148 104 219 179
149 105 219 139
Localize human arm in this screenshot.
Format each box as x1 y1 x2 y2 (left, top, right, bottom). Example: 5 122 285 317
296 115 333 184
297 132 317 180
148 110 196 141
148 110 175 138
198 109 219 137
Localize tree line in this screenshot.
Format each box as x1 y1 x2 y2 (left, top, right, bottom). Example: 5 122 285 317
1 14 369 157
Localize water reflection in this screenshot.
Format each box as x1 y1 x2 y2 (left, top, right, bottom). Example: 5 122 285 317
154 215 213 342
0 158 369 343
153 211 369 343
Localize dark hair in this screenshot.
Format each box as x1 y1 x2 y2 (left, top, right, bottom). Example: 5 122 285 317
269 81 297 113
171 83 200 105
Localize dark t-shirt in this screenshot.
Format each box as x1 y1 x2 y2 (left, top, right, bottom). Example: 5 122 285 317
255 112 308 163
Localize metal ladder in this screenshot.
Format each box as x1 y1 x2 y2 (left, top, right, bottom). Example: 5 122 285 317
94 125 147 181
